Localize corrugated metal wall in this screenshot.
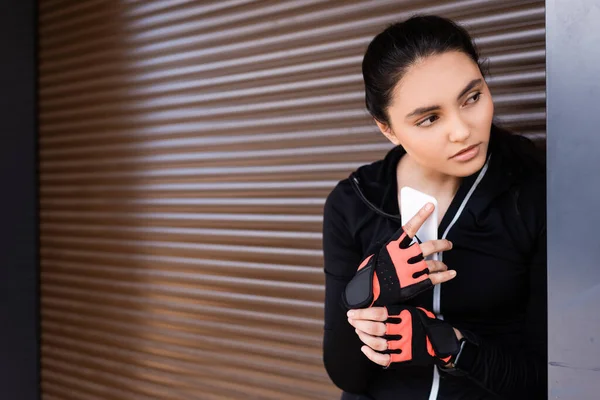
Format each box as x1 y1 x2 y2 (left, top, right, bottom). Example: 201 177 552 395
38 1 545 399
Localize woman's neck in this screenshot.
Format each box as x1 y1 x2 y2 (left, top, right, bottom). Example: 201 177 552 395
397 154 462 201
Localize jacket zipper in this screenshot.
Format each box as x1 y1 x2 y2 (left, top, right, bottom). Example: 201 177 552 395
349 155 493 400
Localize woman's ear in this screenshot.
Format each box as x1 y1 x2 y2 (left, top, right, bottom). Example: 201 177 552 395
374 118 401 146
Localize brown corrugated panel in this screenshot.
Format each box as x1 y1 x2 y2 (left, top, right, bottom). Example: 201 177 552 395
38 1 545 399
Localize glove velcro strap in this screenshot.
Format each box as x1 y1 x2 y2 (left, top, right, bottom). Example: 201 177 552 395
416 310 461 359
342 254 377 309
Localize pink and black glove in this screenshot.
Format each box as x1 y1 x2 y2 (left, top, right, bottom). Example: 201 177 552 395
381 305 460 368
342 226 433 309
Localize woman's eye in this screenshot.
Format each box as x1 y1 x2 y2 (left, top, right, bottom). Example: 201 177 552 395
416 115 439 127
465 92 482 105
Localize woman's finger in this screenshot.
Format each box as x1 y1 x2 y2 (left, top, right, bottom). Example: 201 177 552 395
402 203 434 238
420 239 453 258
355 329 388 352
425 260 448 273
349 318 387 337
347 307 388 322
429 270 457 285
361 345 390 367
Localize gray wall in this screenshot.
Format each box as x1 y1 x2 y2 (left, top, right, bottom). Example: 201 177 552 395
547 0 600 398
0 0 39 399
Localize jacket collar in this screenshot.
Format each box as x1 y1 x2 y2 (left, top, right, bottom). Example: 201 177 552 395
348 127 523 222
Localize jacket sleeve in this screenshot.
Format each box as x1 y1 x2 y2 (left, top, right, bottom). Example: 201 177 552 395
457 224 547 399
322 184 378 394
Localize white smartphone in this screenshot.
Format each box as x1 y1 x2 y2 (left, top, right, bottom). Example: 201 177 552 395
399 186 439 261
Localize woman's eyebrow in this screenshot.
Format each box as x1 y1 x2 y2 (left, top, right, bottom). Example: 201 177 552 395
456 78 483 100
405 104 441 120
404 78 483 120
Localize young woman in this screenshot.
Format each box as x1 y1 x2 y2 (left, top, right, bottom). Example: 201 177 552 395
322 15 546 400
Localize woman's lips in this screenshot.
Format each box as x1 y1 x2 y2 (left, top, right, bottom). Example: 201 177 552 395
450 143 480 161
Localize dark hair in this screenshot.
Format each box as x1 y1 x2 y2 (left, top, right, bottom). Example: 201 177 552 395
362 15 487 126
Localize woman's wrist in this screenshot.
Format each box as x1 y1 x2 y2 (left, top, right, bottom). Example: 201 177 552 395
454 328 463 340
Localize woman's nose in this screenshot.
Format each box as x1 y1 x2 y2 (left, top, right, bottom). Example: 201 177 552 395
448 114 471 143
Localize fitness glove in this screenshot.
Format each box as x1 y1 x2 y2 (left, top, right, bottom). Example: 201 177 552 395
381 305 460 368
343 226 433 309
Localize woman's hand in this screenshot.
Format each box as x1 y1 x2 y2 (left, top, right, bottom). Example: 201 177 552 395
347 307 392 366
347 306 463 367
403 203 456 286
417 238 456 285
342 203 457 309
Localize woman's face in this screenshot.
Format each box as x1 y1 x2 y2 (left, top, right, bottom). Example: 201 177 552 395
376 51 494 178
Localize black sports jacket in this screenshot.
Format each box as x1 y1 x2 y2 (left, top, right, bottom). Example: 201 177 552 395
322 130 547 399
